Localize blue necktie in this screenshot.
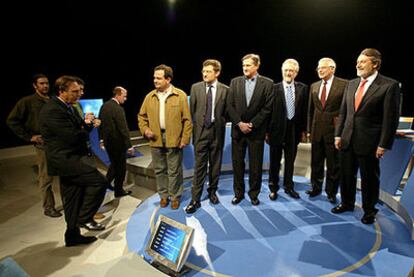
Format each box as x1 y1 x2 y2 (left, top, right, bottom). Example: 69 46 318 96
286 85 295 119
204 85 213 128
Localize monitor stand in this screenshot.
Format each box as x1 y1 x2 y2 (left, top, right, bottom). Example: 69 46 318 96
151 261 191 277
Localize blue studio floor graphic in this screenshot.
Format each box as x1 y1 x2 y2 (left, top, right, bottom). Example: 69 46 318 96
126 174 414 276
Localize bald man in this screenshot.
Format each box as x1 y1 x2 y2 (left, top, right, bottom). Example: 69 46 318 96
99 86 135 197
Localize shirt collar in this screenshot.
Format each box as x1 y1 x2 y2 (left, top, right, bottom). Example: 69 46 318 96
157 84 172 94
283 80 294 88
362 71 378 84
245 74 258 82
323 75 334 85
206 80 218 89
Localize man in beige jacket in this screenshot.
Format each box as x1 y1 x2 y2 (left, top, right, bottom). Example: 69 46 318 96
138 64 192 209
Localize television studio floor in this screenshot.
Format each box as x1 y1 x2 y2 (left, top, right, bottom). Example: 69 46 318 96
1 146 414 277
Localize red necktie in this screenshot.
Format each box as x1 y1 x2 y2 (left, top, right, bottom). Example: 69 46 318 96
320 81 327 110
354 79 368 111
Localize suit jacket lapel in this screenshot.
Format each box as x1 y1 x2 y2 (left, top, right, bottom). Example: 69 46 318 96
199 83 207 116
214 82 222 108
325 78 338 107
348 80 359 111
278 83 288 114
314 81 323 109
358 78 380 110
294 82 301 109
239 78 247 111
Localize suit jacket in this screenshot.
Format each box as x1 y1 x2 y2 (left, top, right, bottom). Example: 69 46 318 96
99 99 132 151
226 75 274 140
335 74 400 155
308 77 348 142
190 81 229 147
39 97 95 176
268 81 308 146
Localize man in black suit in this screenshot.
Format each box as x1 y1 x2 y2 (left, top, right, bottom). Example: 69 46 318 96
266 59 308 200
307 58 348 203
227 53 273 206
333 48 400 224
99 86 134 198
185 59 229 214
39 75 107 247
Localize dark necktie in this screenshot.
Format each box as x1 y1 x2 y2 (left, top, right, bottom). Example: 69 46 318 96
204 85 213 128
321 81 327 110
67 104 75 115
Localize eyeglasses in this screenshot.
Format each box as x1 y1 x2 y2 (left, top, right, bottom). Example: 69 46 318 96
66 89 82 94
316 66 334 71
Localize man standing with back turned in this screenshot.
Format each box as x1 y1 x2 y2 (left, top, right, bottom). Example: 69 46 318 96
99 86 135 198
332 48 400 224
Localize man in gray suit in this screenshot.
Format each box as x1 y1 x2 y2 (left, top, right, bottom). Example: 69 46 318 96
185 59 229 214
333 48 400 224
227 53 273 206
307 58 348 203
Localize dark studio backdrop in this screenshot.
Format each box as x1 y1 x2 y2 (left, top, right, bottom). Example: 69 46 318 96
1 0 411 149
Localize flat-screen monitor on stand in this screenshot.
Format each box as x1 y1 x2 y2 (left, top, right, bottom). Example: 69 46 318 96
145 215 194 276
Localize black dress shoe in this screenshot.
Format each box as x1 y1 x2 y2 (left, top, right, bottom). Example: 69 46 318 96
79 220 105 231
331 204 354 214
208 192 219 204
185 201 201 214
115 189 132 198
306 189 321 197
44 208 62 218
251 198 260 206
231 196 244 205
361 214 376 224
65 235 97 247
327 195 337 204
269 192 278 201
285 189 300 199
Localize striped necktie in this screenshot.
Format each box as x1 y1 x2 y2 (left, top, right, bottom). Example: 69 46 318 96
286 85 295 119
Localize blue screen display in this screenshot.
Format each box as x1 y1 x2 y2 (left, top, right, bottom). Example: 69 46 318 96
79 99 103 117
150 221 186 263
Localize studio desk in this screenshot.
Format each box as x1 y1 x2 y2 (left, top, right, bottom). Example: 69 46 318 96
378 134 414 239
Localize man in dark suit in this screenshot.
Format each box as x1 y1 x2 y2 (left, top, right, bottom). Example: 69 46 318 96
227 53 273 206
307 58 348 203
266 59 308 200
39 75 107 247
99 86 134 198
185 59 229 214
332 48 400 224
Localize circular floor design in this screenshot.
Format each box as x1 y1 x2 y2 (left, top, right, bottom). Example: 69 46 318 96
126 174 414 276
